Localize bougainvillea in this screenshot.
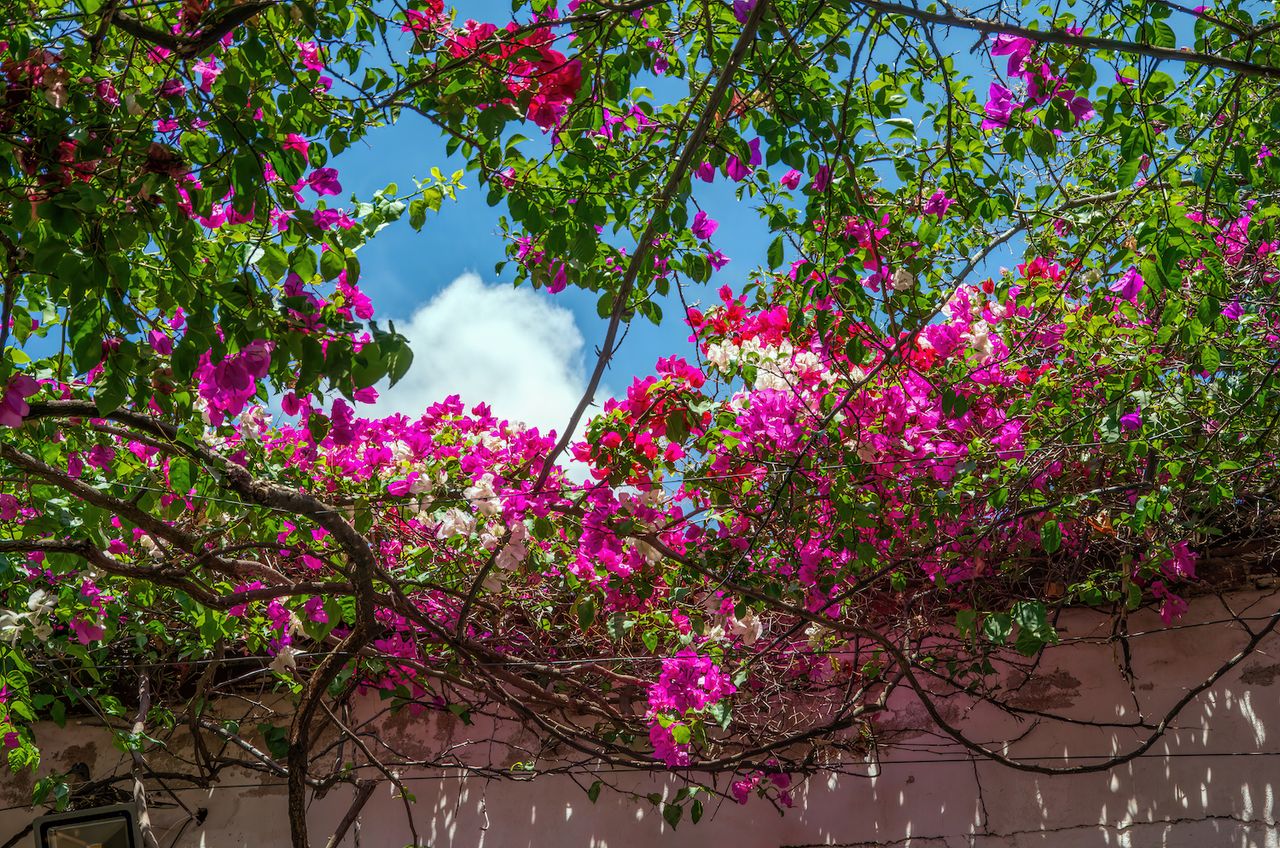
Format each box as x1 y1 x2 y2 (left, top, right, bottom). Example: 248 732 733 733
3 0 1280 844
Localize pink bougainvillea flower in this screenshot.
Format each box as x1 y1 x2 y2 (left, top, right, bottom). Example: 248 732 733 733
1152 581 1189 624
691 210 719 240
725 138 761 181
401 1 445 34
732 0 757 24
1162 541 1198 580
981 82 1017 129
1119 407 1142 431
282 133 310 162
990 33 1033 76
296 40 324 71
694 162 715 182
648 722 690 767
1221 300 1244 321
1110 266 1145 304
302 596 328 623
0 374 39 428
922 189 954 218
811 164 831 192
312 208 355 230
780 169 802 189
158 78 187 98
96 79 120 107
71 619 107 645
306 168 342 196
1068 95 1096 122
193 57 220 93
547 261 568 294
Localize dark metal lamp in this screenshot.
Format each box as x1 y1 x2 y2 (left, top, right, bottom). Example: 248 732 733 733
33 803 143 848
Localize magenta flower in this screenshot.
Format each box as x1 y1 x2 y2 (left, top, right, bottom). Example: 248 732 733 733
691 210 719 240
725 138 761 182
147 330 173 355
71 619 107 645
1221 299 1244 321
0 374 39 428
732 0 757 24
306 167 342 196
647 649 736 713
780 169 802 189
157 78 187 98
1161 541 1198 580
1119 407 1142 431
1068 95 1095 122
649 722 690 767
96 79 120 107
2 732 18 750
548 261 568 293
1110 266 1145 304
193 57 221 93
812 164 831 193
296 40 324 71
282 133 310 162
695 162 715 182
312 208 355 230
990 33 1033 76
302 596 328 623
922 189 954 218
981 82 1017 129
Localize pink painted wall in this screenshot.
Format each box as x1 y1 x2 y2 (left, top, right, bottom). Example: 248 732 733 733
4 589 1279 847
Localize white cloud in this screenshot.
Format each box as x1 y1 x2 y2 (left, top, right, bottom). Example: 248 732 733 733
373 273 592 441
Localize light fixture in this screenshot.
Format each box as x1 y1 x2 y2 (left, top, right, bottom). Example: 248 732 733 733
33 803 143 848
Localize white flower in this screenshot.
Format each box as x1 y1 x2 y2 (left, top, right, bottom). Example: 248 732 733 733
26 589 53 616
964 321 994 363
727 610 763 646
270 645 301 675
464 473 501 516
437 508 476 539
891 268 915 291
239 405 268 439
138 534 163 559
0 610 29 645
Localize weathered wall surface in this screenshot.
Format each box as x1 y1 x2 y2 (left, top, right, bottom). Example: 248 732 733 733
4 590 1280 848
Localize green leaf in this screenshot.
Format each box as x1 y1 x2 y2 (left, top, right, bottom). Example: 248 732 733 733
767 235 784 269
94 370 129 417
662 803 683 829
320 248 345 281
256 244 288 282
576 596 596 631
1040 520 1061 554
587 781 602 803
169 458 195 494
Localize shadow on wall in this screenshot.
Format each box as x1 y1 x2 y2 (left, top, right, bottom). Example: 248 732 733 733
2 589 1279 848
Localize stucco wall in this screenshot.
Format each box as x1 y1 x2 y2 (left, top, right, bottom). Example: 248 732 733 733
3 589 1280 848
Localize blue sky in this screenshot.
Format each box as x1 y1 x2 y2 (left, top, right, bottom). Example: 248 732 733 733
334 4 779 433
335 3 1201 435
